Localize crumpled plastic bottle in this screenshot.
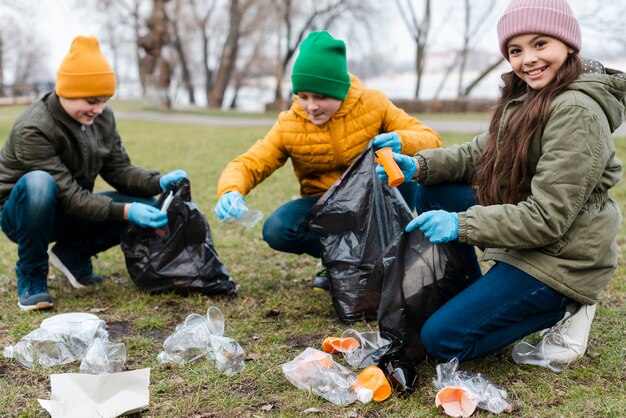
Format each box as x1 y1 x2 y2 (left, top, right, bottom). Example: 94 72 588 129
433 357 511 415
3 313 108 368
79 338 126 375
157 306 245 375
282 348 359 406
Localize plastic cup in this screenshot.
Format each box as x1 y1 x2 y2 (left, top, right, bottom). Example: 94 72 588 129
353 365 392 402
321 337 359 354
374 147 404 187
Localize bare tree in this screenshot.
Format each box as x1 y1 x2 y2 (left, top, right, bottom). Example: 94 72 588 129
137 0 174 109
395 0 431 99
188 0 220 107
269 0 377 105
170 0 195 104
208 0 243 108
93 0 147 94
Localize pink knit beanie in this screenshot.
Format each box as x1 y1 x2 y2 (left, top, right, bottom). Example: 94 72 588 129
497 0 581 59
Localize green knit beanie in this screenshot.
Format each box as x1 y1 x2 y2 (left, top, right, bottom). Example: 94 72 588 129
291 31 351 100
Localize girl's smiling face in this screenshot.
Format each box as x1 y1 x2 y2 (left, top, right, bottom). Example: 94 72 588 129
296 92 342 126
59 96 111 125
507 34 574 90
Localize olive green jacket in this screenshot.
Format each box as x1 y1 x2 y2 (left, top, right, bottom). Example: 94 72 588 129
415 71 625 304
0 93 161 221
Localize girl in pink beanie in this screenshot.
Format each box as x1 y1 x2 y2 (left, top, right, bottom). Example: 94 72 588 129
376 0 626 375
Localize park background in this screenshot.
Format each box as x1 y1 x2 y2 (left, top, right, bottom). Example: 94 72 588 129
1 0 626 110
0 0 625 416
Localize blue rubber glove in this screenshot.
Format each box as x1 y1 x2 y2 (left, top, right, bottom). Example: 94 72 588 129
372 132 402 153
406 210 459 243
214 191 247 221
159 169 188 190
375 152 417 183
128 202 168 228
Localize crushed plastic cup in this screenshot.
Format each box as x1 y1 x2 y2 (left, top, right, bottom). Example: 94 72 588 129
79 338 126 375
433 358 511 415
375 147 404 187
435 386 478 417
340 329 390 368
210 335 246 376
157 312 217 365
511 332 572 373
157 306 245 375
321 336 359 354
353 365 392 403
282 348 358 405
3 312 108 368
224 209 263 228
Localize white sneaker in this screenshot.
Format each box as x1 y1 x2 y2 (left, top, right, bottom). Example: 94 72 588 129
47 248 85 289
539 303 596 364
512 304 597 371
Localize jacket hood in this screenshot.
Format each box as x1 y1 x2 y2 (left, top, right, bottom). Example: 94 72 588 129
291 74 365 121
567 67 626 134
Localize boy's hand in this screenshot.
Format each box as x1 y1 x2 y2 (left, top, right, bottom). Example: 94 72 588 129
372 132 402 153
128 203 168 228
215 192 247 221
375 152 417 183
159 169 188 190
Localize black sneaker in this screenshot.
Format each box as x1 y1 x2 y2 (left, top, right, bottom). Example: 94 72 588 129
48 247 103 288
312 268 330 291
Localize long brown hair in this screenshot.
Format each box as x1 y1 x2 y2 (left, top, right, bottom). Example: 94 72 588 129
473 53 582 205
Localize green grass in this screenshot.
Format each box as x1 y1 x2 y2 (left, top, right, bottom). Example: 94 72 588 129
0 102 624 417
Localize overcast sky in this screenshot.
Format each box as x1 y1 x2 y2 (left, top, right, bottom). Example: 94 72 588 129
3 0 624 103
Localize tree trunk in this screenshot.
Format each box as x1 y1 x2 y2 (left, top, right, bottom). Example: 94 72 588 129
208 0 242 109
171 18 195 104
137 0 173 109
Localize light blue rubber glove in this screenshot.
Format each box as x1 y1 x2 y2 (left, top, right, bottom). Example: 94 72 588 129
214 191 247 221
372 132 402 153
159 169 188 190
128 202 168 228
406 210 459 243
375 152 417 183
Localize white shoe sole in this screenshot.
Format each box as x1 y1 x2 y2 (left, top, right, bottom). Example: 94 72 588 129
47 248 85 289
18 300 54 311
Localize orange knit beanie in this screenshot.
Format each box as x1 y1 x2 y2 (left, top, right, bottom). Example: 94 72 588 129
55 36 116 98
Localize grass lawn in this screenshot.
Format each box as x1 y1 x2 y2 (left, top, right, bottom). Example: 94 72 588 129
0 102 624 417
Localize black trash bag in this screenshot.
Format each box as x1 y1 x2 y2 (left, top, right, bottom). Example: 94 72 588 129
308 144 413 323
370 228 473 393
120 178 237 296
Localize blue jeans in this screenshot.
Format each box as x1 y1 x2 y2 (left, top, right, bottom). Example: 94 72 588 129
0 171 156 291
414 183 573 361
262 182 418 259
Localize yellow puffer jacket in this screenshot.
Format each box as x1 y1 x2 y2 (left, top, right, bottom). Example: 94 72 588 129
217 75 441 198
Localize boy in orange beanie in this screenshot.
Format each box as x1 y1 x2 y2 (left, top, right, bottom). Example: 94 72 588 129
0 35 187 311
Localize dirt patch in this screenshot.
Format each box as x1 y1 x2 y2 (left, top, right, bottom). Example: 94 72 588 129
107 321 132 339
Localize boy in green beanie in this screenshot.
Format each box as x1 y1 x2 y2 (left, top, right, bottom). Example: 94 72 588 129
214 31 441 289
